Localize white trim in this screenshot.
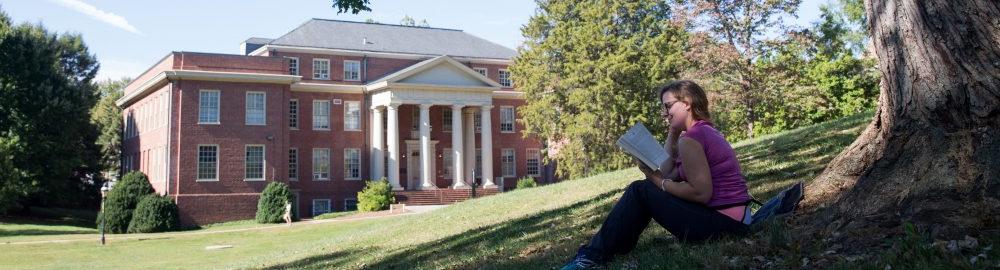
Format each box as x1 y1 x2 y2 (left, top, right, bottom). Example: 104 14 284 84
343 101 362 131
498 69 512 88
501 148 516 178
285 56 299 75
116 70 300 107
249 44 513 65
244 144 266 181
198 90 221 125
343 60 361 81
500 106 515 133
312 100 331 131
291 82 365 94
366 56 502 89
472 67 488 77
311 199 331 216
526 148 542 177
492 90 525 100
245 91 267 126
196 144 220 182
312 58 331 80
312 148 331 181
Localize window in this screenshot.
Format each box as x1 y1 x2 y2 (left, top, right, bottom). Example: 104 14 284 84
344 101 361 131
343 60 360 81
245 92 266 125
312 100 330 130
443 148 453 179
344 198 358 211
475 149 482 179
500 106 515 133
289 99 299 129
312 199 331 216
288 148 298 181
502 148 516 178
498 69 512 87
442 109 452 131
474 111 482 133
344 148 360 180
313 148 330 180
199 90 220 124
197 145 218 181
473 67 487 77
286 57 299 75
312 59 330 80
526 149 541 177
245 145 265 180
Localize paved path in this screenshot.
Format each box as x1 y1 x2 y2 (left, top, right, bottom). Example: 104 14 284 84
2 204 449 245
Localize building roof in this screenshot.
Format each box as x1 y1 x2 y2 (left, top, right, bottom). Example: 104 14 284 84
264 19 516 60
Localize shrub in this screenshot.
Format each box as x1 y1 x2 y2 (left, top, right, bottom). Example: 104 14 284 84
127 194 179 233
256 182 292 223
98 171 154 233
357 179 395 212
516 177 538 189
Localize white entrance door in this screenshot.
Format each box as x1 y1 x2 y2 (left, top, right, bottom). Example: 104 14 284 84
407 145 421 190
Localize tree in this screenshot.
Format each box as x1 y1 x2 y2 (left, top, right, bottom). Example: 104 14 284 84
91 78 130 180
0 7 102 213
512 0 687 179
677 0 801 139
256 182 292 223
99 171 154 233
399 15 416 26
803 0 1000 237
332 0 371 14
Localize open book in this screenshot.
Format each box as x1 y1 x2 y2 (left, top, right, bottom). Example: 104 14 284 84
617 122 670 171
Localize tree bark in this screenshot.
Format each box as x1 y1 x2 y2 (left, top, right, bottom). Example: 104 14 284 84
802 0 1000 237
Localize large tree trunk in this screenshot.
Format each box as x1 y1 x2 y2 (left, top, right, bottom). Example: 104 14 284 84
801 0 1000 238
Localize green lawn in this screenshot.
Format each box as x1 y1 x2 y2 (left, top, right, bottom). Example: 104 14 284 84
2 112 996 269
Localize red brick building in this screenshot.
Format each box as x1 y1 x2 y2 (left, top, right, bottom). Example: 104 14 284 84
116 19 554 226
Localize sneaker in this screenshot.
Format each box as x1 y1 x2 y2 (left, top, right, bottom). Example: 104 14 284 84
561 247 601 270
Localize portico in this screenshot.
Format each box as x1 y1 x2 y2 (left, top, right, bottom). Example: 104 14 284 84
367 56 501 190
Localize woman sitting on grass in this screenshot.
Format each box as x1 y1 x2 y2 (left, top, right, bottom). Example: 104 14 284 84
562 80 752 269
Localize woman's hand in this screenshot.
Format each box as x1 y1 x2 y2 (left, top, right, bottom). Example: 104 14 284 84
634 157 661 182
666 125 682 157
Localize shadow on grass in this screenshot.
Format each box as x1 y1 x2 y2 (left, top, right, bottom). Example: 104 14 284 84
262 187 627 269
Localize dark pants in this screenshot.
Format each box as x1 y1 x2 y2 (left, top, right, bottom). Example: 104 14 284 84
580 180 749 262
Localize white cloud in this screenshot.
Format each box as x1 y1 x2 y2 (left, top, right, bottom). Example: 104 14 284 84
51 0 142 35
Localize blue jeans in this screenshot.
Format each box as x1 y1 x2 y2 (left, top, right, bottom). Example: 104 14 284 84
580 180 749 262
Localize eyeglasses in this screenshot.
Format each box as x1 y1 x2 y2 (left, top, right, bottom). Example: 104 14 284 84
661 100 680 112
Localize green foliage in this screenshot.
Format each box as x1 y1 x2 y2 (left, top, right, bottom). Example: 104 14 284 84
98 171 154 233
357 179 395 212
331 0 371 14
91 78 130 180
256 182 292 224
515 177 538 189
0 6 102 213
127 194 179 233
512 0 687 179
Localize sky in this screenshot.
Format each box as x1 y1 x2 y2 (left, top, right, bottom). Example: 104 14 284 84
1 0 826 81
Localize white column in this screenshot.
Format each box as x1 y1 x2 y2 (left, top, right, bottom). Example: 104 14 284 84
419 103 435 189
463 108 476 183
480 105 496 188
386 103 402 190
451 104 467 189
370 106 384 181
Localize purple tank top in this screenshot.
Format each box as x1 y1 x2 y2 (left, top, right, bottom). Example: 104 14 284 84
675 120 750 208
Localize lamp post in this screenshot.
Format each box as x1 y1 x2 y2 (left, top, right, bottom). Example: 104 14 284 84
99 183 110 245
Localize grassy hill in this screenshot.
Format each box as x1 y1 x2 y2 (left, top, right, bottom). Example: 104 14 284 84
3 112 995 269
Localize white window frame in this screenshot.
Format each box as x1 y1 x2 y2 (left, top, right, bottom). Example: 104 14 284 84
474 111 481 133
526 148 541 177
343 148 361 180
196 144 219 181
343 60 361 81
244 144 266 181
245 91 266 125
312 100 331 130
475 149 482 179
498 69 512 87
312 148 330 181
500 106 515 133
473 67 487 77
312 58 330 80
198 90 220 124
312 199 331 216
343 101 361 131
443 148 453 179
288 148 298 181
286 57 299 75
289 99 299 130
502 148 516 178
344 198 358 211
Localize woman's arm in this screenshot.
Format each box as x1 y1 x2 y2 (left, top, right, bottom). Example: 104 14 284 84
661 137 713 204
